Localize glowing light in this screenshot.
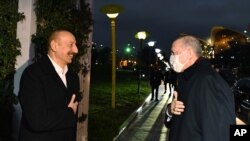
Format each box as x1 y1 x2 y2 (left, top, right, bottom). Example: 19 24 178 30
106 13 119 19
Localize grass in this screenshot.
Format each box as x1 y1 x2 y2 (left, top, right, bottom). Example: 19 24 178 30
88 66 151 141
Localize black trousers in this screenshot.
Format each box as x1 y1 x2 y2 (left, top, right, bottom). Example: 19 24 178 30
151 85 159 100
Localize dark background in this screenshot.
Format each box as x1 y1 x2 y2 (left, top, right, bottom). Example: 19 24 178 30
92 0 250 55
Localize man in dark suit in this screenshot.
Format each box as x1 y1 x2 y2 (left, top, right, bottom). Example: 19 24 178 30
149 66 162 101
163 68 177 98
18 30 79 141
165 36 236 141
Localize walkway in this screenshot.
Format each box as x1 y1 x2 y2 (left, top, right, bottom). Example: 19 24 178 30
114 84 174 141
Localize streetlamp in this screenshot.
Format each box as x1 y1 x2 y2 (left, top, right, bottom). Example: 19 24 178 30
147 41 156 66
147 41 156 47
155 48 162 65
135 31 148 94
101 4 123 108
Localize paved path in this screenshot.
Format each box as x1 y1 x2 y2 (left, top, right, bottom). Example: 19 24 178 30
114 84 174 141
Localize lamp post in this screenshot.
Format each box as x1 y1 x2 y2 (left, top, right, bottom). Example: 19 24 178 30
147 41 156 47
135 31 148 94
155 48 162 65
101 4 123 108
147 41 156 66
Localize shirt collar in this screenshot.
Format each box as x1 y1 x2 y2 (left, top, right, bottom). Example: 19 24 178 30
47 55 68 75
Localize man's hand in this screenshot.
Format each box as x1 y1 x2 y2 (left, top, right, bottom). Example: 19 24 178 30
169 91 185 115
68 94 78 114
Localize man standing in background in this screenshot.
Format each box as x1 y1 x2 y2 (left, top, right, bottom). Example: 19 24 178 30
149 65 162 101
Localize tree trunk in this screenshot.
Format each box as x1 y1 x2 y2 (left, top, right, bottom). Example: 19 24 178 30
76 0 92 140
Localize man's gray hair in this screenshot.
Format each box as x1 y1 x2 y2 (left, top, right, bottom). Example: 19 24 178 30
179 35 202 56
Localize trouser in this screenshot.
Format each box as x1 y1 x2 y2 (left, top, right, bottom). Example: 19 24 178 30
151 85 159 100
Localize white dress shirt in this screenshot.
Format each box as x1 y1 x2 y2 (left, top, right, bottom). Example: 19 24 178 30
48 55 68 87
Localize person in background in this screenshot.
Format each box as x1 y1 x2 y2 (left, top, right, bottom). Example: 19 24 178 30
149 65 162 101
162 69 169 94
165 68 177 99
18 30 79 141
165 35 236 141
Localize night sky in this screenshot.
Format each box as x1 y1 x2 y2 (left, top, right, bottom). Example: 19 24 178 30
92 0 250 55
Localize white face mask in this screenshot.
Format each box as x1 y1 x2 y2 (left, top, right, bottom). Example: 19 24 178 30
169 54 184 73
169 50 190 73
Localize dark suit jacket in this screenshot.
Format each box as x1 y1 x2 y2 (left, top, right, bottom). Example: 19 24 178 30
18 56 79 141
149 68 162 87
166 58 236 141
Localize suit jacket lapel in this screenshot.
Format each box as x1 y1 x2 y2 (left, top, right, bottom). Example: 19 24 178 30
66 71 78 94
40 56 69 93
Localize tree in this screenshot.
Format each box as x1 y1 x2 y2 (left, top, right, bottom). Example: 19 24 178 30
0 0 24 140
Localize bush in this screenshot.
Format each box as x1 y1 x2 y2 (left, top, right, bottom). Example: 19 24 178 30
0 0 24 140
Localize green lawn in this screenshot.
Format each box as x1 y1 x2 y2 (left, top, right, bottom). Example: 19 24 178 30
88 66 151 141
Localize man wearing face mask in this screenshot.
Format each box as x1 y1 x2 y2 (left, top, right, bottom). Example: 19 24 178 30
165 35 236 141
